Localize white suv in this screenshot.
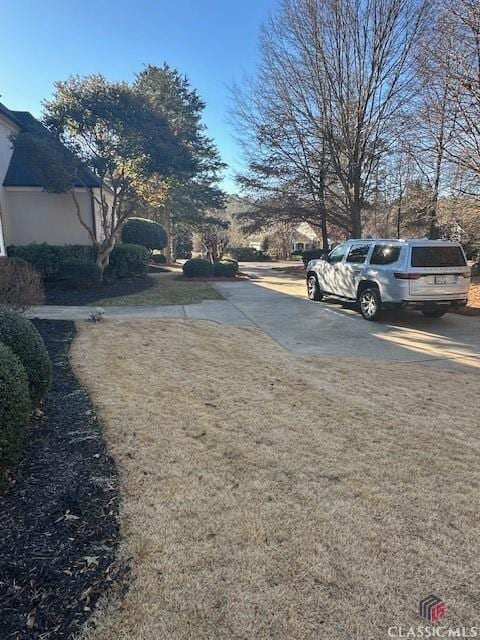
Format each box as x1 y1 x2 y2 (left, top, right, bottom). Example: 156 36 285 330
306 239 470 321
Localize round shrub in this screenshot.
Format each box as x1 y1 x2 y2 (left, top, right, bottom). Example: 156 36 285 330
0 307 52 407
152 253 167 264
214 259 239 278
60 260 102 290
183 258 215 278
121 218 168 251
0 342 30 473
108 244 150 278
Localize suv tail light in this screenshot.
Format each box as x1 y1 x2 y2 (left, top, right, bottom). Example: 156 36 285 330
394 272 424 280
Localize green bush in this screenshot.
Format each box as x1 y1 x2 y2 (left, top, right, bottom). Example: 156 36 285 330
121 217 168 251
0 342 30 473
302 249 327 267
0 307 52 407
225 247 271 261
183 258 215 278
214 259 239 277
60 259 102 289
7 244 95 280
152 253 167 264
108 244 150 278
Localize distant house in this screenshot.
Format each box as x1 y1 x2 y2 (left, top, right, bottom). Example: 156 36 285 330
290 222 323 252
0 102 106 256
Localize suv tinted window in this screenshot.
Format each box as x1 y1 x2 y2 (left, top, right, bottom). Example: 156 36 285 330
328 243 348 264
411 246 466 267
346 244 370 264
370 244 401 265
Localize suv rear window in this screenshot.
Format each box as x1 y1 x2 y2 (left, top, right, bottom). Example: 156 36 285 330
370 245 401 265
411 246 466 267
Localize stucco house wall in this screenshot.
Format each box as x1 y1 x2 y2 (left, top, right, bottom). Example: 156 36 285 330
2 187 105 247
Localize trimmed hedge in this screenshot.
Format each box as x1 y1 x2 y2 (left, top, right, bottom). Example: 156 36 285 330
152 253 167 264
121 217 168 251
302 249 327 267
108 244 150 278
214 259 239 277
0 307 52 407
60 260 103 290
183 258 215 278
8 242 152 282
8 244 95 280
0 342 30 474
225 247 271 261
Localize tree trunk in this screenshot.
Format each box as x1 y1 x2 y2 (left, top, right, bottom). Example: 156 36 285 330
164 212 173 264
96 239 115 274
350 201 362 238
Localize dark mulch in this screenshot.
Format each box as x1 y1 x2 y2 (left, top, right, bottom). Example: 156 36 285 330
0 320 124 639
44 277 156 306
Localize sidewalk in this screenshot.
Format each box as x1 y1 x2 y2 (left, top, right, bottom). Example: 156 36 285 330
27 299 254 327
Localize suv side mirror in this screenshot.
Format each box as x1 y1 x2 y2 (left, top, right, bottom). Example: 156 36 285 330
321 254 329 262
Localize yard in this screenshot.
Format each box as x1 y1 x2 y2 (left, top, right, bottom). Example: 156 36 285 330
73 319 480 639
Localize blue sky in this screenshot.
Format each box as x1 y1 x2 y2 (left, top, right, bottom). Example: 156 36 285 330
0 0 276 192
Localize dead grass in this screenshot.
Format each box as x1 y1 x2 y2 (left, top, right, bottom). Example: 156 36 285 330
96 273 223 306
73 320 480 640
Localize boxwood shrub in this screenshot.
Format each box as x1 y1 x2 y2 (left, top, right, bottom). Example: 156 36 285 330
60 260 102 290
214 259 239 277
183 258 215 278
225 247 271 261
0 307 52 407
152 253 167 264
301 249 327 267
0 342 30 473
121 217 168 251
108 244 150 278
7 244 96 280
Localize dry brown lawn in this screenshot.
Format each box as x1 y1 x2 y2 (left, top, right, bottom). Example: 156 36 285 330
73 320 480 640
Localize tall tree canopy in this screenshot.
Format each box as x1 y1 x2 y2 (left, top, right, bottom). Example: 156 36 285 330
42 74 196 269
133 65 226 259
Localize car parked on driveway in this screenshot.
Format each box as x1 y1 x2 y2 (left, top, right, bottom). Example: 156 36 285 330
306 239 470 320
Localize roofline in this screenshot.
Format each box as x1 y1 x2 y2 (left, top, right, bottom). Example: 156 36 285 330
0 103 24 128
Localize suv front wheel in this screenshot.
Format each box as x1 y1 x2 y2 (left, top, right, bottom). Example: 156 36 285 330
307 274 323 301
358 287 382 321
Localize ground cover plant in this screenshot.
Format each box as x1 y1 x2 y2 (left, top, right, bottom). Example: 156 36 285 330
73 319 480 640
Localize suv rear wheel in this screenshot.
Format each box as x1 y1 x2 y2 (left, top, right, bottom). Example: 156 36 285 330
359 287 382 321
422 308 447 318
307 274 323 301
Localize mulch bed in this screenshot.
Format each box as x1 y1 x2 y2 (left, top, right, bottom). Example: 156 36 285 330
0 320 124 639
44 277 157 306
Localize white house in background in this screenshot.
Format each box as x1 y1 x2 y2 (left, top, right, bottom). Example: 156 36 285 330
0 102 106 256
290 222 323 252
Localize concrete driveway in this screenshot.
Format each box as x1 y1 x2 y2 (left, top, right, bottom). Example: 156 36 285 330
29 261 480 372
213 262 480 372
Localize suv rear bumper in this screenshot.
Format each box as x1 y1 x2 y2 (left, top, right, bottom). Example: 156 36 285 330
396 299 468 310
